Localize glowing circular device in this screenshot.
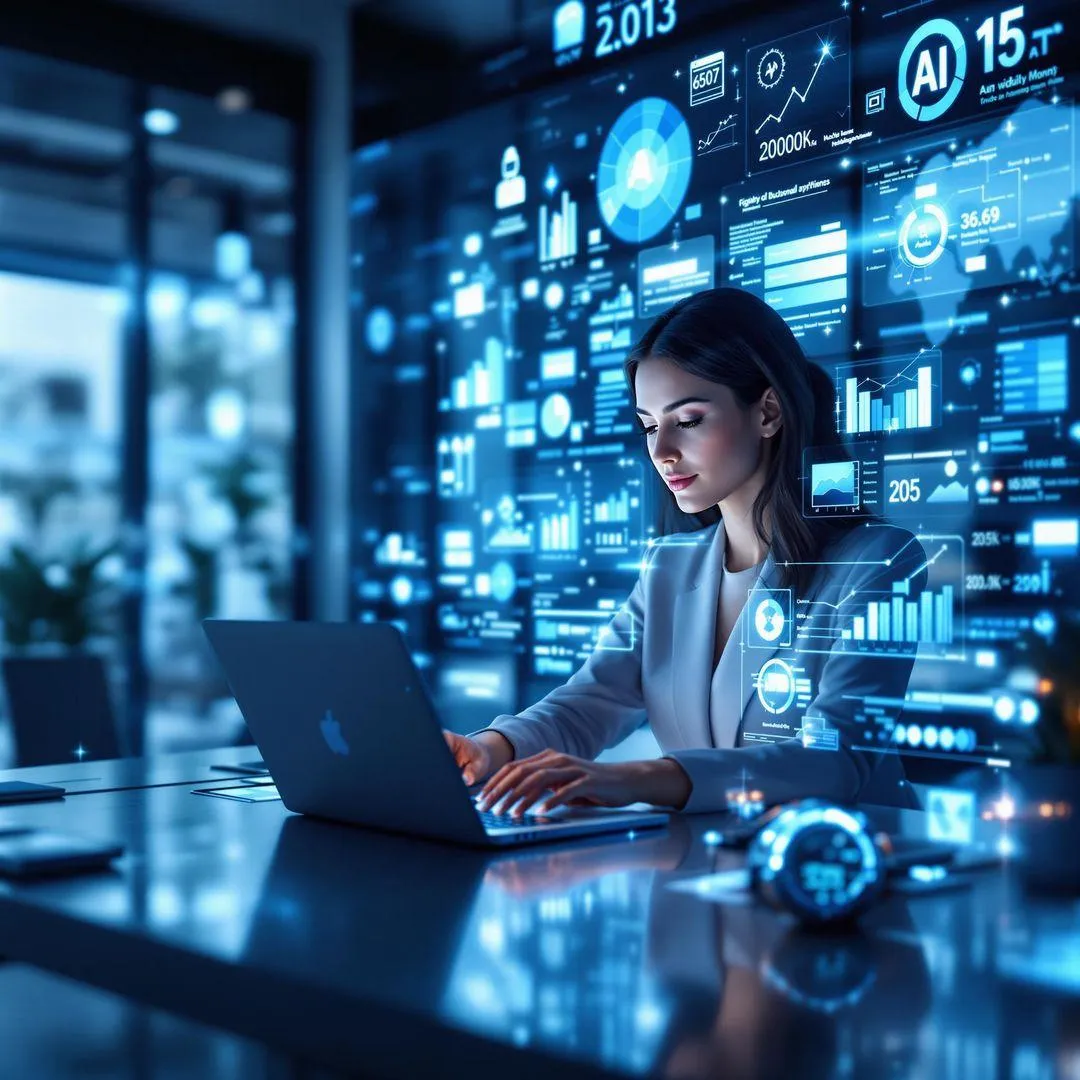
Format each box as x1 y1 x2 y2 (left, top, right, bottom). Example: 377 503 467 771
748 800 886 925
596 97 692 244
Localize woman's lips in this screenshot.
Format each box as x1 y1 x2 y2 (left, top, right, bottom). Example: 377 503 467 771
665 474 698 492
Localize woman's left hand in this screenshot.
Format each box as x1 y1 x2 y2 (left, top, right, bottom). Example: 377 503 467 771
476 750 691 816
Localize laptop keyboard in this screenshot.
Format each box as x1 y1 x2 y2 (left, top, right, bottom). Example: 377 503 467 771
472 799 572 830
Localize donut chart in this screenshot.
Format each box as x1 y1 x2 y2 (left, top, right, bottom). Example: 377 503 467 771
597 97 693 244
898 203 948 268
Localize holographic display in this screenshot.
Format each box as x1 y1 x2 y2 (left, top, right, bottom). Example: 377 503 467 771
351 0 1079 774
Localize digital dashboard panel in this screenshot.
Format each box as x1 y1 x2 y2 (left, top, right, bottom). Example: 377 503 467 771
350 0 1078 776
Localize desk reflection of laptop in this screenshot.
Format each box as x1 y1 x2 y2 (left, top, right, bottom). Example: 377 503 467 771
244 814 680 1070
203 620 668 847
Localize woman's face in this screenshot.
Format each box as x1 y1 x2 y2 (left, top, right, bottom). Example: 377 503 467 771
633 356 779 515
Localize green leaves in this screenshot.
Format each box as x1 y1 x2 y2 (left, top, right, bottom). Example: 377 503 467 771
0 540 119 648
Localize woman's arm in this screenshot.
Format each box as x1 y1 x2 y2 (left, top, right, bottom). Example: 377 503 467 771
473 574 650 762
667 647 916 811
473 729 515 773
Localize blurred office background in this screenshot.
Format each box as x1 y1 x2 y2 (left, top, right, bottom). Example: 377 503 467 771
0 0 503 770
0 0 349 768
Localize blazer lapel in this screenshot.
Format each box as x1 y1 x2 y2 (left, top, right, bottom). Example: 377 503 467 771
670 521 725 748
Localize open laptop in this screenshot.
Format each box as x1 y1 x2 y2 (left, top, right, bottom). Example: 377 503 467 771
202 620 668 847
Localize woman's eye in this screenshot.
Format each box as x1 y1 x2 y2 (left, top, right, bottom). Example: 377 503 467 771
637 417 703 437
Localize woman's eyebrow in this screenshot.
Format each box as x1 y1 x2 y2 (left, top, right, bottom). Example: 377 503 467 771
634 396 711 416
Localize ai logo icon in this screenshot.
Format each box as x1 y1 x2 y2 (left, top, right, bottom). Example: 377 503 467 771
898 17 967 122
320 710 350 756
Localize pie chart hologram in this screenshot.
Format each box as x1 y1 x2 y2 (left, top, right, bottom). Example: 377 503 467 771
597 97 693 245
754 598 786 643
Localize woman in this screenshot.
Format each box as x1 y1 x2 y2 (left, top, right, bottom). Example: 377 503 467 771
445 287 925 815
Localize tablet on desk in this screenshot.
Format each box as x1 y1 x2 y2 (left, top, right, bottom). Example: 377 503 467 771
0 828 124 878
0 781 66 804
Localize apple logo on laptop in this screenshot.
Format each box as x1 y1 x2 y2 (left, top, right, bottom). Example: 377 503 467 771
320 710 350 756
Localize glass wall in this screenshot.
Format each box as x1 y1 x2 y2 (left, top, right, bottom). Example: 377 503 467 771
0 41 301 765
145 87 296 750
0 49 130 766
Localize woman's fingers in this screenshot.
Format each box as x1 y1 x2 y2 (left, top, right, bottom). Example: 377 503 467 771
480 756 576 815
487 766 561 815
478 761 530 809
504 768 579 817
479 751 555 806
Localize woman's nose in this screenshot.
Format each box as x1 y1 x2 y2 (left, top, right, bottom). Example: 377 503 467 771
651 430 679 465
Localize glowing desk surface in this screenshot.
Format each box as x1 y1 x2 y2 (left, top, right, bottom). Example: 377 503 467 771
0 780 1075 1079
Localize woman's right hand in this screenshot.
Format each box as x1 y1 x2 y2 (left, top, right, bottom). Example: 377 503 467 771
443 731 493 786
443 729 515 786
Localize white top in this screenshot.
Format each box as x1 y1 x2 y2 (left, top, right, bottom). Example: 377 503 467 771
716 560 761 662
708 557 765 748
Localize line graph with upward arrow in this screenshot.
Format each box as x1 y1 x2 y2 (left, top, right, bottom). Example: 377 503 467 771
754 47 832 135
746 17 852 173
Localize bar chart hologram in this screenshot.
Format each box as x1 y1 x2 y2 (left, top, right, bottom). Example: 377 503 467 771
540 190 579 262
836 350 941 436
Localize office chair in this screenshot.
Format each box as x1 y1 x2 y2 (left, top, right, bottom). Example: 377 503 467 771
1 654 122 767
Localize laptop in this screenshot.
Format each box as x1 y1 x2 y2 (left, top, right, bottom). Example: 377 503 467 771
202 620 669 847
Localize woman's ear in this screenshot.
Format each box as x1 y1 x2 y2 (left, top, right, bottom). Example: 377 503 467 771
759 387 783 439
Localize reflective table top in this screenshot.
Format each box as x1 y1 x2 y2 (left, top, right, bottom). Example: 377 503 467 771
0 784 1075 1079
0 746 265 795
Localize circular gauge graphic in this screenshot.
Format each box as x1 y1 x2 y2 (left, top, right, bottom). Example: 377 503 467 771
898 203 948 268
754 597 786 643
955 728 976 752
756 658 797 714
597 97 693 244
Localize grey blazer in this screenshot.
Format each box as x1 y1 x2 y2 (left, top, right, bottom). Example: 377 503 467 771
486 520 926 812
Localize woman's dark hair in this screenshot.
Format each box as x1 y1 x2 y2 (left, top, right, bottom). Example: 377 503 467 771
624 287 856 593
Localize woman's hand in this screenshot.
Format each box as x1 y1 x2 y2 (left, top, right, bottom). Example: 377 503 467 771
477 750 691 817
443 729 515 785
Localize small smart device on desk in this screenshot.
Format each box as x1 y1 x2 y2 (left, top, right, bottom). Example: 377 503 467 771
747 801 886 925
672 797 1000 926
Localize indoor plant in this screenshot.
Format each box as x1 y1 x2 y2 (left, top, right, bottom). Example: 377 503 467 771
0 539 119 649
